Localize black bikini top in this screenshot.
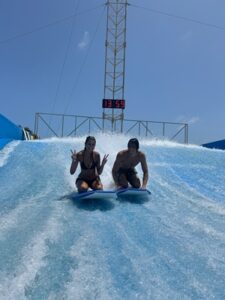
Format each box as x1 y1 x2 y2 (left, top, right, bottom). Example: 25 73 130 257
80 150 97 170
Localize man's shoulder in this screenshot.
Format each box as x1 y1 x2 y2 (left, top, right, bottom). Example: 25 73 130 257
138 151 146 159
117 149 127 156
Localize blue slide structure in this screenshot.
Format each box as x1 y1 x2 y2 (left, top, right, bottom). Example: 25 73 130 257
0 114 25 150
202 139 225 150
0 134 225 299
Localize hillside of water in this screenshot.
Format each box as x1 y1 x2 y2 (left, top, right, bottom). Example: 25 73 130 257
0 134 225 299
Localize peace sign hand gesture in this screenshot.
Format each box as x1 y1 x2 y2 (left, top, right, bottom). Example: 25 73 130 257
102 154 109 166
71 149 77 162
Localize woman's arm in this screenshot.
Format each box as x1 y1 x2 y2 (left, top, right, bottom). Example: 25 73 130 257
99 154 109 175
70 150 79 175
97 153 109 175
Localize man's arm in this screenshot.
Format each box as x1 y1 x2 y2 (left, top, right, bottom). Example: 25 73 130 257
140 153 149 188
112 152 122 185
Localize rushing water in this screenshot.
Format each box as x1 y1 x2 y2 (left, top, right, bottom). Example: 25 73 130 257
0 134 225 300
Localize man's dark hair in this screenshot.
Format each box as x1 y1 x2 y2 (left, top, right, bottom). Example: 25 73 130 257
128 138 139 150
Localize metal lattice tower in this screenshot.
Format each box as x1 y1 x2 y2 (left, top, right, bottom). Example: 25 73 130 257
103 0 128 132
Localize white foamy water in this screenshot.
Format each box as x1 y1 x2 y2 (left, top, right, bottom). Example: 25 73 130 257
0 140 20 167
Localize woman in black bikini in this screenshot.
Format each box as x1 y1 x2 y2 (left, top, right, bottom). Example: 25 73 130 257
70 136 108 193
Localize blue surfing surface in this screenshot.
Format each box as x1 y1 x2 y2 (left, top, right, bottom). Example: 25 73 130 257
1 134 225 299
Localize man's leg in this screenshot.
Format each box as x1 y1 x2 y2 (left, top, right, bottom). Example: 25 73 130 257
117 173 129 188
127 172 141 188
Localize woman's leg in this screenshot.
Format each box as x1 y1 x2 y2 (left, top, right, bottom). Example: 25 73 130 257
76 179 89 193
91 178 103 190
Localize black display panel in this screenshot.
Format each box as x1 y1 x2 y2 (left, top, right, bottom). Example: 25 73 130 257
102 99 125 109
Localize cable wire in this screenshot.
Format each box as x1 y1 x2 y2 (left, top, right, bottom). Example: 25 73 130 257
0 3 105 45
50 0 81 117
130 3 225 31
63 5 106 115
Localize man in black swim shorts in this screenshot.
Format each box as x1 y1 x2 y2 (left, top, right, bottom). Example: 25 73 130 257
112 138 149 189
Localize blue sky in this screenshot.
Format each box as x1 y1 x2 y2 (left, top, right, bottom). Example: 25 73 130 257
0 0 225 144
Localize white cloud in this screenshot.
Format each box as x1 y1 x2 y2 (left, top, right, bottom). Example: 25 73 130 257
177 115 200 124
78 31 90 50
188 116 200 124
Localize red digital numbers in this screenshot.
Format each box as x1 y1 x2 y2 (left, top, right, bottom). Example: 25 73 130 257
102 99 125 109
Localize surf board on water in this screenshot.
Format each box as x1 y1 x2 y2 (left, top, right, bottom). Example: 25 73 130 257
73 190 117 200
116 188 151 197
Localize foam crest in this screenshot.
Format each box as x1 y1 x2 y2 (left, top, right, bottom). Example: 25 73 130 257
0 140 20 167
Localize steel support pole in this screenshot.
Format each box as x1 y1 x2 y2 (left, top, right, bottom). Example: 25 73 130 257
103 0 128 133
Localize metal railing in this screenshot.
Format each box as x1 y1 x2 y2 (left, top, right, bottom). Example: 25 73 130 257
34 112 188 144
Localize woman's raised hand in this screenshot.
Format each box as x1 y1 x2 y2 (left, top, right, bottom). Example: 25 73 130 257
71 149 77 161
102 154 109 166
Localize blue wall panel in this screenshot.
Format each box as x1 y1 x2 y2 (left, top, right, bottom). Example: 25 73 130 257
0 114 23 140
0 138 11 150
202 139 225 150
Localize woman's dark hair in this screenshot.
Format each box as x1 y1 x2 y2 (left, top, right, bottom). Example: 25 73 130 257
85 136 96 145
128 138 139 150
